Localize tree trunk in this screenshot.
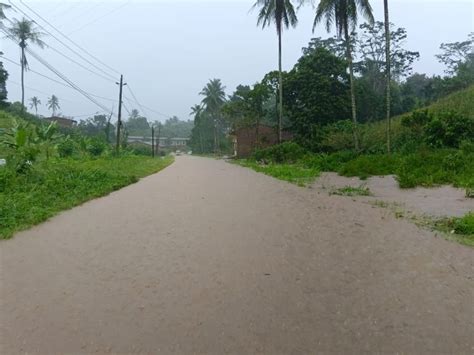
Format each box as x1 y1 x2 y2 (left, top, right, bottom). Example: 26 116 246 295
278 30 283 144
213 117 218 155
20 46 25 111
384 0 392 154
344 25 359 152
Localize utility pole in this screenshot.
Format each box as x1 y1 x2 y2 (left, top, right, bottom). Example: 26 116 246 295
156 123 161 156
151 125 155 158
115 75 126 154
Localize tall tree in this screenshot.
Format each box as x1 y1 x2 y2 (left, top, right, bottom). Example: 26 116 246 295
7 18 45 110
0 3 10 22
190 104 204 153
29 96 41 116
253 0 298 143
312 0 374 151
47 95 60 116
200 79 226 154
0 53 8 106
384 0 392 153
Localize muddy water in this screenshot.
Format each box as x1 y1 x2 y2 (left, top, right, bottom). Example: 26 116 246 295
314 173 474 217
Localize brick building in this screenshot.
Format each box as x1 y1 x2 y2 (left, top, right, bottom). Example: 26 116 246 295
232 124 292 158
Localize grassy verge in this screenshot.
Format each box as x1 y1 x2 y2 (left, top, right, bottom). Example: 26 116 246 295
0 155 174 239
236 160 320 186
433 212 474 246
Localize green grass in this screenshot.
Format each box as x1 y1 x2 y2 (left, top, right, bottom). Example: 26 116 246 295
428 85 474 119
236 160 319 186
0 155 174 239
330 185 372 196
238 148 474 191
434 212 474 246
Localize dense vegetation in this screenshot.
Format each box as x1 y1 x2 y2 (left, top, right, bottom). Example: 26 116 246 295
0 109 174 239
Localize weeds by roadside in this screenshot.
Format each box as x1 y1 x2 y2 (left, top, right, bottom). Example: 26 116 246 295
0 155 174 239
329 185 372 197
235 160 319 186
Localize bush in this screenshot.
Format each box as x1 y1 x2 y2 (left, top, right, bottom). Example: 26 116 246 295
253 142 307 163
453 212 474 235
425 112 474 148
338 154 400 179
86 138 107 157
57 138 76 158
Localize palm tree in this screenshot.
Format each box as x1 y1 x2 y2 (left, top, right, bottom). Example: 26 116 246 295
0 3 10 22
47 95 60 116
312 0 374 151
253 0 298 143
384 0 391 153
200 79 226 154
29 96 41 116
7 18 45 110
190 104 204 153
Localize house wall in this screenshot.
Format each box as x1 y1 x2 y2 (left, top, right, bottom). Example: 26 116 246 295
235 125 280 158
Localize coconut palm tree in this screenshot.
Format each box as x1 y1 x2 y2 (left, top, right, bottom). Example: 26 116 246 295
7 18 45 110
200 79 226 154
29 96 41 116
190 104 204 153
0 3 10 22
47 95 60 116
312 0 374 151
384 0 391 153
253 0 298 143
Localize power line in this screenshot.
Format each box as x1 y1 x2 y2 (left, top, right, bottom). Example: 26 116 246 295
26 48 113 114
17 0 122 76
8 1 118 81
68 1 131 36
2 16 115 83
125 85 149 117
6 80 80 104
0 54 118 104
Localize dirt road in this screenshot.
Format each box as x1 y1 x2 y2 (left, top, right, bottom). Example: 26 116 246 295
1 156 473 354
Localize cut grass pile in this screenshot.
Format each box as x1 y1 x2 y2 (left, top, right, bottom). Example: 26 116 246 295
0 155 173 239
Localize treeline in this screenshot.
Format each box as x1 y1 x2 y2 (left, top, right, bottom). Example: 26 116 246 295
189 22 473 154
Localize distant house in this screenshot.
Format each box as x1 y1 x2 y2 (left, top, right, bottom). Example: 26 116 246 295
44 116 77 128
232 124 293 158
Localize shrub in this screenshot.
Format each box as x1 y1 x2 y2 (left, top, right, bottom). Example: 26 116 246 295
86 138 107 157
57 138 76 158
425 112 474 148
453 212 474 235
338 154 400 179
253 142 307 163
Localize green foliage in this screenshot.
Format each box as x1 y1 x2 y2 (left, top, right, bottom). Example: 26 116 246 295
338 154 400 179
85 137 107 157
453 212 474 236
253 141 307 163
57 137 75 158
0 57 8 105
240 141 474 191
0 120 39 173
0 155 174 239
284 47 350 149
330 185 372 196
435 212 474 246
237 160 319 186
400 109 473 149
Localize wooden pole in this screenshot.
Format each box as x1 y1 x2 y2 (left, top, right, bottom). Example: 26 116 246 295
151 126 155 158
115 75 124 154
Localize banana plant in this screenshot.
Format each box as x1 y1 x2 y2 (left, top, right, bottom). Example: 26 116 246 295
0 119 39 172
35 121 62 160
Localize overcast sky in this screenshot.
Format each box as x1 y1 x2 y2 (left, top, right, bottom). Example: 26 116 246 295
1 0 473 122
